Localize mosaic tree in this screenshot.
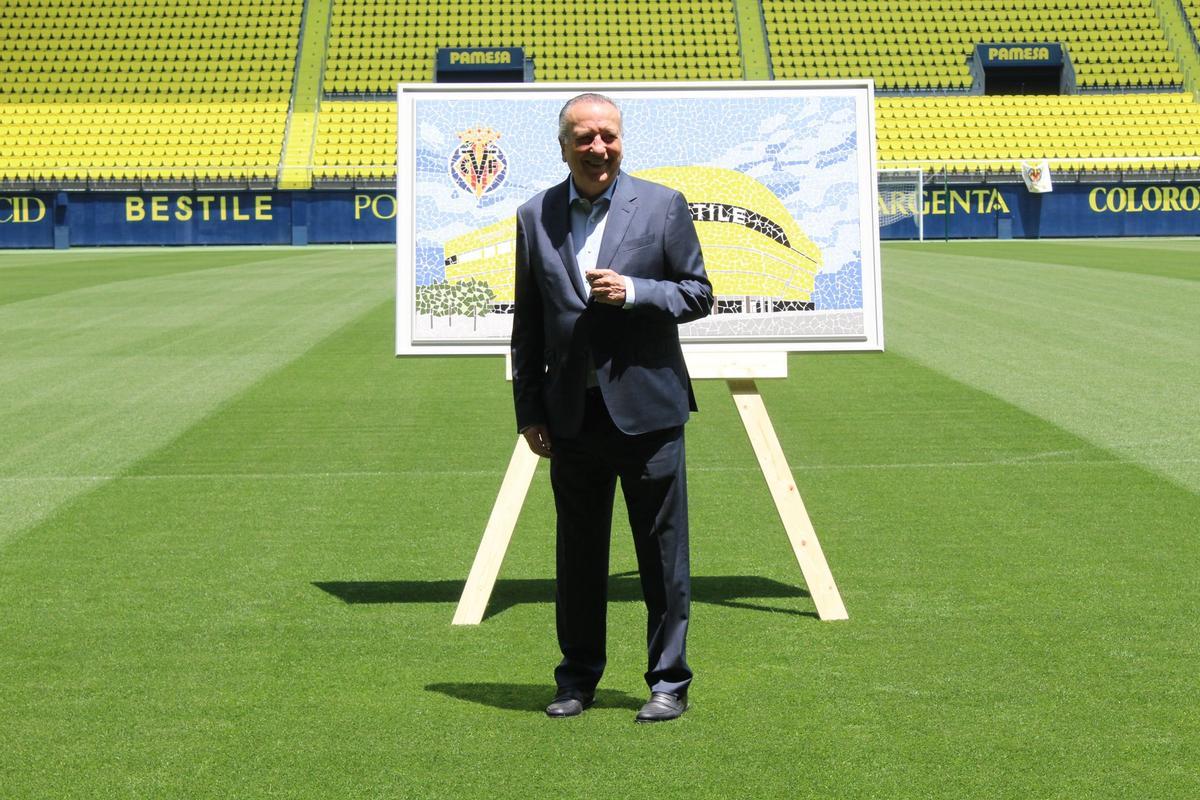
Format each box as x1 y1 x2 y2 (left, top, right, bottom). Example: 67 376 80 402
414 281 457 327
415 283 435 327
455 278 496 330
429 281 456 324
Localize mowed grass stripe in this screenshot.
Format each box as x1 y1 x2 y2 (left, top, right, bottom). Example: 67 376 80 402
7 453 1195 484
0 247 309 308
1 291 1196 797
882 240 1200 494
886 238 1200 282
0 247 394 548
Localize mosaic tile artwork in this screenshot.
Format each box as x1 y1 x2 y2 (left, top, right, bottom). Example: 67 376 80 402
399 86 882 352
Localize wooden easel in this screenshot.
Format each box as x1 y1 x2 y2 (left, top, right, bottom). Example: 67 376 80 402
451 352 847 625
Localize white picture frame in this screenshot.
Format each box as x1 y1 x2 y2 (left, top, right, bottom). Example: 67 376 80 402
396 81 883 355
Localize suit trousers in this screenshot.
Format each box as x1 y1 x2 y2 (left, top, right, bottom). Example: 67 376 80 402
549 388 693 698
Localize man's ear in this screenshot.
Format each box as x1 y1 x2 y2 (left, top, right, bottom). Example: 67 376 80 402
559 140 568 163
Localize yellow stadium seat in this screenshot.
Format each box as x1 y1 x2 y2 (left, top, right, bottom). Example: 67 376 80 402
875 93 1200 174
0 0 301 184
762 0 1179 90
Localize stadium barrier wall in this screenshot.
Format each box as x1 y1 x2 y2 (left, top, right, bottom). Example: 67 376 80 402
880 183 1200 239
4 185 1200 248
0 192 396 248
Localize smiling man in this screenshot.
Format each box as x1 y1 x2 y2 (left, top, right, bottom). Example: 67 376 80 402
510 93 714 723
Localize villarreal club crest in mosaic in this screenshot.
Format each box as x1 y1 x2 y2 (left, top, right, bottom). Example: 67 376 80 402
450 127 508 200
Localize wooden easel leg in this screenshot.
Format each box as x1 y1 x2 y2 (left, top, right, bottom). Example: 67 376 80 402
727 379 849 621
451 437 541 625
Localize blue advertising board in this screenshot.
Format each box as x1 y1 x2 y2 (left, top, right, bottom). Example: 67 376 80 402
0 191 401 248
435 47 525 73
305 191 398 243
0 194 57 248
879 182 1200 239
975 43 1064 68
434 47 526 83
4 183 1200 249
69 192 293 246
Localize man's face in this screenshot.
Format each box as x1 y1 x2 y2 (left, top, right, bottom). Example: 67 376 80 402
560 101 623 200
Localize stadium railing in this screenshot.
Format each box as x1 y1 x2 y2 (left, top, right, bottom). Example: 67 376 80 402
880 156 1200 183
4 156 1199 195
0 167 279 193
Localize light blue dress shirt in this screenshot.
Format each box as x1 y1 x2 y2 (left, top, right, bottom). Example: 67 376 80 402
568 177 635 307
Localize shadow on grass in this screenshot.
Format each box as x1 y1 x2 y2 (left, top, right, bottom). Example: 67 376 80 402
425 682 644 712
313 573 816 620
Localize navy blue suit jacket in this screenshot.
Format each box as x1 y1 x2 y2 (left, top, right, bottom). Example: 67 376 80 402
511 174 714 438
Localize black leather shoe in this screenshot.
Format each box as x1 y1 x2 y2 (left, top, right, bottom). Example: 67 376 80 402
545 689 594 718
635 691 688 723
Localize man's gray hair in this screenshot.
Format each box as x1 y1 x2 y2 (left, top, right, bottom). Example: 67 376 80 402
557 93 623 144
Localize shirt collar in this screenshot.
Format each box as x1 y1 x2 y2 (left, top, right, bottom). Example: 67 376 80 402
568 173 619 208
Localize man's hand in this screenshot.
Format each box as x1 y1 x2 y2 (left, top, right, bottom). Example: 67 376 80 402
585 269 626 306
521 424 553 458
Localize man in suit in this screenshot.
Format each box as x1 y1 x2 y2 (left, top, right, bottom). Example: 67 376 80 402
510 93 713 723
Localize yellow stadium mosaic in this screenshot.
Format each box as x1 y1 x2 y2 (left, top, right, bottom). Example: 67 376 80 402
445 166 823 308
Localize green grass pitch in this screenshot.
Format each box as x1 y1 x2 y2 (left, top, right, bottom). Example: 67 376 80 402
1 240 1197 798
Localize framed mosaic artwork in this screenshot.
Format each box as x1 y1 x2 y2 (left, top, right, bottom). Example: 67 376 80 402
396 81 883 355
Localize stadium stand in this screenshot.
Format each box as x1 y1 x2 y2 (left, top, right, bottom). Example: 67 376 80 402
877 93 1200 172
0 0 301 184
322 0 742 92
312 101 396 182
1 0 1199 189
763 0 1185 90
314 0 742 181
